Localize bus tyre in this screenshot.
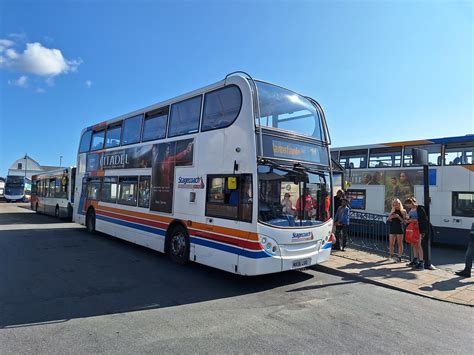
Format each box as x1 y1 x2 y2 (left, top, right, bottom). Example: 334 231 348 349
55 205 59 218
167 225 190 265
86 208 96 233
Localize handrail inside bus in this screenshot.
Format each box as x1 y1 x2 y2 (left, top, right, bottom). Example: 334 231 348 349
225 71 264 159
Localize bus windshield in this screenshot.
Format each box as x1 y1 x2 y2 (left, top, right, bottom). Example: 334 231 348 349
256 82 324 140
258 163 331 228
6 176 25 186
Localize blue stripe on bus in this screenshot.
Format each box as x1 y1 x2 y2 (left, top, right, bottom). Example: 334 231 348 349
97 214 166 237
321 242 333 250
190 237 270 259
96 214 269 259
429 135 474 144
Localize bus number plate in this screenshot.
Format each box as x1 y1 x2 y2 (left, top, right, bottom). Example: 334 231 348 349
292 258 311 269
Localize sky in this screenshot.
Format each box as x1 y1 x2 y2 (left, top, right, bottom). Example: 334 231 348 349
0 0 472 176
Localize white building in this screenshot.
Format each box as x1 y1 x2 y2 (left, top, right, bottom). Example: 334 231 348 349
7 155 60 179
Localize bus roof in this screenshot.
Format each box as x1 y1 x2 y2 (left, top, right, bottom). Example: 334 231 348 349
332 134 474 151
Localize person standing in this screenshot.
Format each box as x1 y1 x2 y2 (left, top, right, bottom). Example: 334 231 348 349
405 197 434 270
334 198 350 251
387 198 406 263
455 223 474 278
333 189 344 213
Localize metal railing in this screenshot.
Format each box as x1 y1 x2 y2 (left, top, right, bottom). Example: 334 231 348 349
344 211 412 259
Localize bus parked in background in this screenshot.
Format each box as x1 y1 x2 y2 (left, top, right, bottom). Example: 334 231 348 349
74 72 334 275
0 177 5 200
4 175 31 202
31 167 76 219
331 135 474 246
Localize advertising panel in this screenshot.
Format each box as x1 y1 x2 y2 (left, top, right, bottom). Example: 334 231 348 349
349 169 436 212
150 139 194 213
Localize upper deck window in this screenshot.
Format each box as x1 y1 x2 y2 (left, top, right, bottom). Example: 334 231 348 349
201 86 242 131
168 96 202 137
91 129 105 151
143 107 168 142
105 124 122 148
255 82 324 141
369 147 401 168
79 130 92 153
339 149 368 169
122 114 143 146
444 142 473 165
404 144 441 166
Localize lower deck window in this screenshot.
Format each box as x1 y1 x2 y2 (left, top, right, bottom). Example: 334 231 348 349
206 175 252 222
452 192 474 217
87 178 101 200
118 177 138 206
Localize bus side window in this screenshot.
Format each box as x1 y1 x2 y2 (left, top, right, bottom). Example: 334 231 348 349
87 178 101 200
201 86 242 131
205 175 252 222
117 177 138 206
239 175 253 223
138 176 151 208
122 114 143 145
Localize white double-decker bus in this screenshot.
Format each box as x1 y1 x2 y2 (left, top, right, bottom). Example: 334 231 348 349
31 167 76 219
74 73 334 275
332 135 473 246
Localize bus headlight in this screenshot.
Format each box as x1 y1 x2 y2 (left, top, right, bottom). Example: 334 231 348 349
259 235 279 255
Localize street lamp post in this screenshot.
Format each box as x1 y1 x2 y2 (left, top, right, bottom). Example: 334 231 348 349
24 153 28 202
24 153 27 180
60 155 63 167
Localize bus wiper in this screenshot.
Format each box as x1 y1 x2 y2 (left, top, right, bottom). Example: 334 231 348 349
259 158 306 176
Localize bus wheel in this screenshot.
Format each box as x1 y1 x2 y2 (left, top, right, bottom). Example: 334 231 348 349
55 205 59 218
86 208 96 233
167 225 189 265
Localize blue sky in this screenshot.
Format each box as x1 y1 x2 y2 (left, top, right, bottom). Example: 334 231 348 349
0 0 472 176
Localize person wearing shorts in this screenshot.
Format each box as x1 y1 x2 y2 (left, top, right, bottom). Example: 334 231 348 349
388 198 406 262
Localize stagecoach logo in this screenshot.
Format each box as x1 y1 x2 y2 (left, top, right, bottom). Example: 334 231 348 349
177 176 205 189
292 231 314 242
101 151 129 169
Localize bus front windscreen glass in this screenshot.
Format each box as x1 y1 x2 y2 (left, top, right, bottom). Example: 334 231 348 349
258 164 331 228
256 82 324 140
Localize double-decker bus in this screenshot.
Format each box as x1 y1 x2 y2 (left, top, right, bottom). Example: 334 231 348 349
74 72 334 275
31 167 76 218
4 175 31 202
0 177 5 200
331 135 474 246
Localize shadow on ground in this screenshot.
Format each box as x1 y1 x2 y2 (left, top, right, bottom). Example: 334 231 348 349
0 213 314 328
0 212 64 225
419 277 474 292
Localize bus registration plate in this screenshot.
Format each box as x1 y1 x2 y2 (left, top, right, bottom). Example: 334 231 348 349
292 258 311 269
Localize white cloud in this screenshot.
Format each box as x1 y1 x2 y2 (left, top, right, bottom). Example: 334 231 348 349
0 39 14 52
85 80 92 88
0 40 82 77
36 88 45 94
8 75 28 88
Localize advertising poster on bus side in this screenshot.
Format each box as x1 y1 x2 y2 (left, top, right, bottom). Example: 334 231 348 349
349 169 425 212
150 138 194 213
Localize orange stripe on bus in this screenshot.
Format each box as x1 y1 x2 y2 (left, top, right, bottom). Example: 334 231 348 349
384 140 432 147
96 204 259 241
